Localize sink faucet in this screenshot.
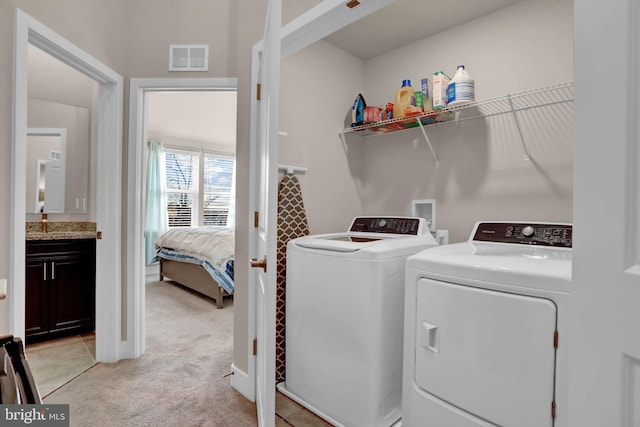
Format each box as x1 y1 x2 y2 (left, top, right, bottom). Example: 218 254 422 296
41 213 48 233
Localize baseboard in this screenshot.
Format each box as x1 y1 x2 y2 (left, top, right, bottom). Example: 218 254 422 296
231 363 255 402
145 264 159 279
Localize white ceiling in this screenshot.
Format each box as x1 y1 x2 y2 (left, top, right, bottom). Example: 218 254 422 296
310 0 525 60
29 0 528 70
146 91 237 148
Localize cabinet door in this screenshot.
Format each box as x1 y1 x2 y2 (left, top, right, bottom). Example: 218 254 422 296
49 252 95 334
25 257 49 339
25 239 96 342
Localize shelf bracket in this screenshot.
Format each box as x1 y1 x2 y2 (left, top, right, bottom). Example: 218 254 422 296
416 118 440 168
507 94 530 161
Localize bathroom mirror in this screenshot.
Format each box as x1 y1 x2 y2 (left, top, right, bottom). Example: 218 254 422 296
26 43 93 216
26 128 67 213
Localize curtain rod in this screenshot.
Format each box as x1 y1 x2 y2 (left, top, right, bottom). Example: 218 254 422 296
148 140 235 158
278 164 307 175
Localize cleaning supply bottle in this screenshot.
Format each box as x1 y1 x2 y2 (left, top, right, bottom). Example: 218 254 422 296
446 65 475 107
393 79 415 119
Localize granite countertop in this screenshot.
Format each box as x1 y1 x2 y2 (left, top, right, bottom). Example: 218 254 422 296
25 221 97 240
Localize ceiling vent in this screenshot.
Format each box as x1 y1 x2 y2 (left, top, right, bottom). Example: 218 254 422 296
169 44 209 72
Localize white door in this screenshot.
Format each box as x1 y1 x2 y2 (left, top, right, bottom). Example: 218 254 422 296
249 0 281 426
570 1 640 426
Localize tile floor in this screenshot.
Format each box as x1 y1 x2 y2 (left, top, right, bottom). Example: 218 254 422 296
23 333 333 426
25 333 97 398
276 391 333 427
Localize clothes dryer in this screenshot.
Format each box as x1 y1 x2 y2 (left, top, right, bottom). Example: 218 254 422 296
402 222 572 427
279 216 438 427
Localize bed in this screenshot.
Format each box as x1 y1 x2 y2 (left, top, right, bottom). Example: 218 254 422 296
155 226 234 308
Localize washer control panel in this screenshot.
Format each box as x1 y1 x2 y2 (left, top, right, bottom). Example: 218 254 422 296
349 217 422 235
472 222 572 247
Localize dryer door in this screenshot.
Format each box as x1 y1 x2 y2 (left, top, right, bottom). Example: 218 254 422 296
414 279 557 427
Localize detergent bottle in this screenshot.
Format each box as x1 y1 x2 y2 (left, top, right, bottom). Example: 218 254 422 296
446 65 475 107
393 80 415 119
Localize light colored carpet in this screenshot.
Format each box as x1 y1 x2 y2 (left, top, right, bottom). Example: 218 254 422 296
44 280 257 427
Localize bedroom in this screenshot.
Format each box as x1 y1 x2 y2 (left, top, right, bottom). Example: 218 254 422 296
145 89 238 311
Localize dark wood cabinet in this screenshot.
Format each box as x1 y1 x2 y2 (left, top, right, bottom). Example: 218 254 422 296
25 239 96 344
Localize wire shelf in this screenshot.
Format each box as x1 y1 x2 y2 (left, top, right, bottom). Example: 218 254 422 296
339 81 574 136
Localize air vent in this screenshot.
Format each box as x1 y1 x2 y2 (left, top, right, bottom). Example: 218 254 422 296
49 150 61 161
169 44 209 72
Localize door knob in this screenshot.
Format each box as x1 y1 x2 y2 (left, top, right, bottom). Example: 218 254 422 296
250 257 267 273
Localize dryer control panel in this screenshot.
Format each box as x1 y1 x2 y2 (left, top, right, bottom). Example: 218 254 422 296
472 222 572 247
349 217 423 235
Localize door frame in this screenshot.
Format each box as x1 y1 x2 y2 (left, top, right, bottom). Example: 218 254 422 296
126 77 237 358
244 0 394 418
11 9 123 362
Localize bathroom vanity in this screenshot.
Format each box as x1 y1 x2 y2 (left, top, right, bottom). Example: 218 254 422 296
25 223 96 344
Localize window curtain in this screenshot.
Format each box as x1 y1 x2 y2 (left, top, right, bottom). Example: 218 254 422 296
226 158 236 228
145 140 168 265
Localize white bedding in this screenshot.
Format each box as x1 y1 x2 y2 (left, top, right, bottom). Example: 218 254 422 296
154 226 234 272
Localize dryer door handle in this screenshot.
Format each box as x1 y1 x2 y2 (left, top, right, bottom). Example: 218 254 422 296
420 321 440 354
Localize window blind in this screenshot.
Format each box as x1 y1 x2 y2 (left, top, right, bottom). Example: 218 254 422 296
203 153 234 226
165 149 200 227
164 147 234 228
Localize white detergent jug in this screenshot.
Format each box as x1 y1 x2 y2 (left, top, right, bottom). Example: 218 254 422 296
446 65 475 107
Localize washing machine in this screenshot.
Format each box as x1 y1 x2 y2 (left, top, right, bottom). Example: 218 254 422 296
402 221 572 427
278 216 438 427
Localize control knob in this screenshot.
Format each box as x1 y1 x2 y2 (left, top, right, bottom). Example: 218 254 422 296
522 225 535 237
378 219 387 228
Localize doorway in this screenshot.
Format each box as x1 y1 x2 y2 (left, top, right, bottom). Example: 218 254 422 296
12 9 123 362
127 78 237 357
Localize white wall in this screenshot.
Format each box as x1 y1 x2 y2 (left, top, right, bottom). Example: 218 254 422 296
279 39 367 234
280 0 574 242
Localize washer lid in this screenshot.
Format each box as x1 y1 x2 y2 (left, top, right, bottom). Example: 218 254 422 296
292 216 434 253
293 233 399 252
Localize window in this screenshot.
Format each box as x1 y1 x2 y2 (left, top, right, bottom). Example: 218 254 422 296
164 147 234 228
